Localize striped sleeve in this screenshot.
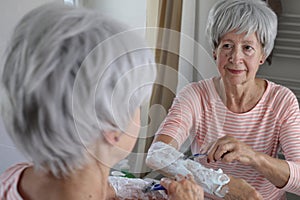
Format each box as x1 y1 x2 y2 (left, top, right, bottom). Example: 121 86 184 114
284 161 300 194
155 82 203 146
0 163 30 200
278 89 300 195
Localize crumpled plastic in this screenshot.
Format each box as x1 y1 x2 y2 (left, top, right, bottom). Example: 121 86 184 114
108 176 167 200
146 141 230 197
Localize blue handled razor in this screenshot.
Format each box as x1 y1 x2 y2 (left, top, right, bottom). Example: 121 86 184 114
184 153 207 160
142 182 166 193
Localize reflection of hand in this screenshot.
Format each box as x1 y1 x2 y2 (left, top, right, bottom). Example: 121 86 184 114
225 176 263 200
207 135 256 166
160 174 204 200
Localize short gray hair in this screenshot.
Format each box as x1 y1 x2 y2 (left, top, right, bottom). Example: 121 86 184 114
206 0 277 57
1 3 156 176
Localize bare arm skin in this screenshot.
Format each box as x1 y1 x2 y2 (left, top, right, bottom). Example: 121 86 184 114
252 152 290 188
152 134 179 150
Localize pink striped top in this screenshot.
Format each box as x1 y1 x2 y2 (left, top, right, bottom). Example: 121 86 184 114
0 163 31 200
156 78 300 200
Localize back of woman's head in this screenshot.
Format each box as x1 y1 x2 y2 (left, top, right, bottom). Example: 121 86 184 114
206 0 277 57
1 3 156 177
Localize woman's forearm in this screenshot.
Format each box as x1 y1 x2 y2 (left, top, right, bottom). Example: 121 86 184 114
152 134 179 149
253 152 290 188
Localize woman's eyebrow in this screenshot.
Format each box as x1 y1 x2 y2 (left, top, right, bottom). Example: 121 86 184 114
220 39 233 43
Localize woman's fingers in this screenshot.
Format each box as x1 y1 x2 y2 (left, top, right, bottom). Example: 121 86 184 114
160 174 204 200
207 136 234 162
207 135 256 165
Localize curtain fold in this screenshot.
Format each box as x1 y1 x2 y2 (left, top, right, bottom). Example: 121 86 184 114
137 0 220 178
145 0 183 157
132 0 183 178
126 0 219 178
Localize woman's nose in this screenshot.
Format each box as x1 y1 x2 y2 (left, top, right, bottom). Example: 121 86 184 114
228 48 243 64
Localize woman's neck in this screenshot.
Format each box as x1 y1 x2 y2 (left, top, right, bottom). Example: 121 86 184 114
214 77 266 113
19 160 111 200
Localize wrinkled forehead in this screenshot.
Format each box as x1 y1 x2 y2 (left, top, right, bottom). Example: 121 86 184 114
219 30 260 43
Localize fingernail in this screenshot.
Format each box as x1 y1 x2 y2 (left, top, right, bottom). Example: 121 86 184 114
161 178 171 184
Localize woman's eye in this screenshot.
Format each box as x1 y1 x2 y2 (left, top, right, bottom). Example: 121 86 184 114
222 44 232 49
245 45 254 51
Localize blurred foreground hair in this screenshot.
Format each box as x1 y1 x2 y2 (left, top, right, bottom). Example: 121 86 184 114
1 3 156 177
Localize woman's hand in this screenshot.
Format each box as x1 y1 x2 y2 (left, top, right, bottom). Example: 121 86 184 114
207 135 257 166
160 174 204 200
206 135 290 189
225 176 263 200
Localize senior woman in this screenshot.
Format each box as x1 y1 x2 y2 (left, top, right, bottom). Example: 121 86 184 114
150 0 300 199
0 3 204 200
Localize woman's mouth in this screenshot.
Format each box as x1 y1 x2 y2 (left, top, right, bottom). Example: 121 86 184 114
227 68 245 74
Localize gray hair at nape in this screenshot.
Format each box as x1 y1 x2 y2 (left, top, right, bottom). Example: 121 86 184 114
1 3 156 177
206 0 278 57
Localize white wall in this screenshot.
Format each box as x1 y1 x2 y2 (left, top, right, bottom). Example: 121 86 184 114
0 0 63 174
80 0 147 29
178 0 218 92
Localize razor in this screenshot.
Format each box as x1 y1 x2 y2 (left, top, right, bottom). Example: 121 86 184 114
142 181 166 193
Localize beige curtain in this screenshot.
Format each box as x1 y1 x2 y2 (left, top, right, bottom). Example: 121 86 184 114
132 0 220 178
130 0 183 178
144 0 183 156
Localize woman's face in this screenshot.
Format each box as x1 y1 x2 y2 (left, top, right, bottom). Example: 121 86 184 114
95 108 141 168
214 31 265 85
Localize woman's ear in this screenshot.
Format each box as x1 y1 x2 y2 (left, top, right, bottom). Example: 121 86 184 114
102 131 121 145
259 55 267 65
